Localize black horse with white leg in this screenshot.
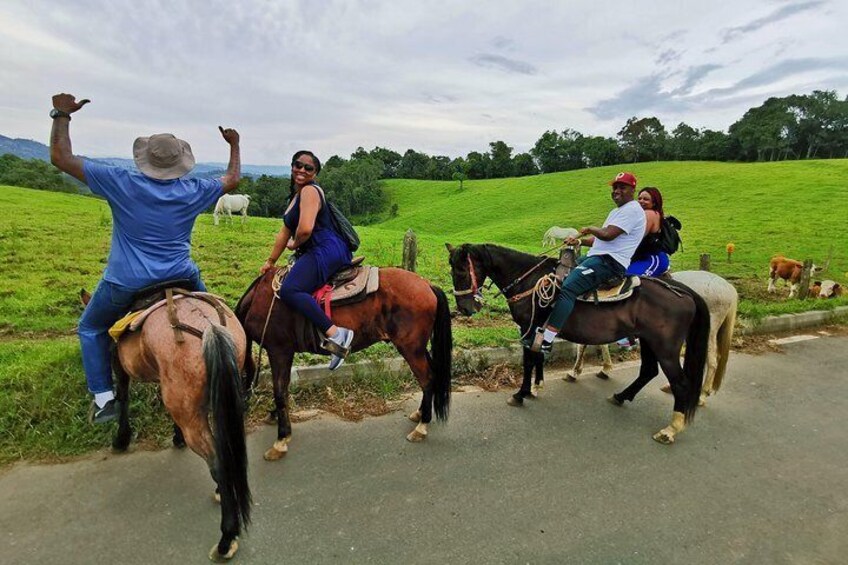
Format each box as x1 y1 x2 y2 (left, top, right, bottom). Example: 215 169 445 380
446 242 710 444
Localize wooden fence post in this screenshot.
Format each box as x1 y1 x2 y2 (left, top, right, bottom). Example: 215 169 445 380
699 253 711 271
402 229 418 272
797 259 814 299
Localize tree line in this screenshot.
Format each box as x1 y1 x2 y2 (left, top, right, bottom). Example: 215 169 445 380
322 90 847 181
0 153 80 193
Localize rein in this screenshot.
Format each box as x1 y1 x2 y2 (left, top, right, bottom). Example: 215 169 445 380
252 267 287 396
495 241 574 299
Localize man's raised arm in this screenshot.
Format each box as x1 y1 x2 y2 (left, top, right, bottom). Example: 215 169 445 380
49 93 90 183
218 126 241 193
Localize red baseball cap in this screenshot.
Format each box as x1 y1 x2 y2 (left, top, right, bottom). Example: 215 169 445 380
608 171 637 188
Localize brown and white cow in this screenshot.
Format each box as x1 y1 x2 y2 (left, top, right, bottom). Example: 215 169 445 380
810 279 843 299
768 256 819 298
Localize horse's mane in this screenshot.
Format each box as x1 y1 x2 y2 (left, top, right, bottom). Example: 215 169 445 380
466 243 557 270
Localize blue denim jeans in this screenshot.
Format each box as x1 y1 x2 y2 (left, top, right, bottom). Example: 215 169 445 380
78 270 206 394
545 254 625 331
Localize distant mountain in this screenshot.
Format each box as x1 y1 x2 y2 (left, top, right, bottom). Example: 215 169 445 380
0 135 289 178
0 135 50 161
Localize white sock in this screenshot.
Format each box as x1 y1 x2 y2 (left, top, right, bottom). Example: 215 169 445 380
330 328 348 345
543 328 557 343
94 391 114 408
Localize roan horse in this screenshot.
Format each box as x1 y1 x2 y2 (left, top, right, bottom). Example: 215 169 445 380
235 266 452 459
567 270 738 406
80 287 250 561
446 243 710 444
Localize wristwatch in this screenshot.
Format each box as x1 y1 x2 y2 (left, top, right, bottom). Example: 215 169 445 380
49 109 71 120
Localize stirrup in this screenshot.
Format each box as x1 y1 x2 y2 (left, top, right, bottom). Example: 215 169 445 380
320 337 351 358
527 327 548 354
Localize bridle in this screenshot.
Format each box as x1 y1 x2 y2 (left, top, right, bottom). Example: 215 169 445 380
452 256 480 298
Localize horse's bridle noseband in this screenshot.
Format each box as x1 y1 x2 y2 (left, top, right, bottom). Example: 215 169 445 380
452 256 480 298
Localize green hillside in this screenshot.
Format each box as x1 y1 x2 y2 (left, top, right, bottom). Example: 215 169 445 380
382 160 848 279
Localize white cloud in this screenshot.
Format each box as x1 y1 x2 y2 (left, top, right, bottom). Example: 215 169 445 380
2 0 847 164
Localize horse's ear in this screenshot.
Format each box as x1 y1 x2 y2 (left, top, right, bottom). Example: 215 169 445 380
445 243 455 253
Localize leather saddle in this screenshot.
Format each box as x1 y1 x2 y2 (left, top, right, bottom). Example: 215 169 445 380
576 276 641 304
312 256 380 308
108 279 230 342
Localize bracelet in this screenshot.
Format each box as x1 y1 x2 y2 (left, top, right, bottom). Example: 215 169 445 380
267 257 277 264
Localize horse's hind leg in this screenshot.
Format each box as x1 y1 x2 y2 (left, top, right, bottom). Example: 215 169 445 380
598 345 613 380
652 354 690 445
396 343 433 442
111 356 132 452
609 342 659 406
264 348 294 461
172 422 186 449
565 344 587 382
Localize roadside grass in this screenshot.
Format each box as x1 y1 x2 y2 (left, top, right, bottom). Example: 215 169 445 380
2 159 847 462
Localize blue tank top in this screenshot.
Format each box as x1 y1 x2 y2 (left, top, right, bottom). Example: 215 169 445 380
283 183 346 254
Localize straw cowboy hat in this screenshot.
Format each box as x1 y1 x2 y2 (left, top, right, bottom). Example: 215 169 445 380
133 133 196 180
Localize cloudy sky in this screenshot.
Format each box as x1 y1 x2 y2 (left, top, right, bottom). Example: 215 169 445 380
2 0 847 165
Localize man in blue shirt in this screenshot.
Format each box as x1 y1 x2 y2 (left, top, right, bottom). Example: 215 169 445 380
49 92 241 423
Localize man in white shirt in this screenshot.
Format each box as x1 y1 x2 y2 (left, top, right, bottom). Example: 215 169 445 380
527 172 647 353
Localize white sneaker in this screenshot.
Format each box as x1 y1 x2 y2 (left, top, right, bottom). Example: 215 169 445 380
328 327 354 371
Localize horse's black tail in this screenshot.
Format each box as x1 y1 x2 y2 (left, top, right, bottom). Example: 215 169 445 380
429 285 453 422
680 286 710 423
203 324 251 534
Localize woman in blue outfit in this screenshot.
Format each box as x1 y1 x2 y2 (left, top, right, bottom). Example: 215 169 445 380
260 151 354 370
626 186 670 278
618 186 669 349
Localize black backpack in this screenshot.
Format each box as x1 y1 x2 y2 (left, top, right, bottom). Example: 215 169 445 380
312 184 361 252
659 215 682 255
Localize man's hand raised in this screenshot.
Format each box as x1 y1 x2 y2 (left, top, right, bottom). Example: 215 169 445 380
218 126 240 145
52 93 90 114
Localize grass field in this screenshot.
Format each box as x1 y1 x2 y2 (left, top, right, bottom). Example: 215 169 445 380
2 158 847 463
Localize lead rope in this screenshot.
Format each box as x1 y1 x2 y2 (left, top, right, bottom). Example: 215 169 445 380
518 273 558 340
252 267 286 396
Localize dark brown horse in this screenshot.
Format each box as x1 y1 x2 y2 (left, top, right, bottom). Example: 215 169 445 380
236 266 452 459
80 288 250 561
446 243 710 444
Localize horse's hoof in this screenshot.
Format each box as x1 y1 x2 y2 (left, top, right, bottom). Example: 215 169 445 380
173 438 186 449
263 438 289 461
607 395 624 407
652 430 675 445
209 540 238 562
698 397 707 407
564 374 577 383
408 410 422 423
530 383 543 397
596 371 610 380
406 429 427 442
111 441 129 453
507 395 524 407
660 384 672 394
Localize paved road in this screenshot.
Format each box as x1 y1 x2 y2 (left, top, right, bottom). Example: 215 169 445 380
2 336 847 564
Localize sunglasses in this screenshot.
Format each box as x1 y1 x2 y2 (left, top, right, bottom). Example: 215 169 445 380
292 160 316 173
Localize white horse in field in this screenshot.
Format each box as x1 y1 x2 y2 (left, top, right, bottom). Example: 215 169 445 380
213 194 251 225
542 226 578 248
566 270 738 407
